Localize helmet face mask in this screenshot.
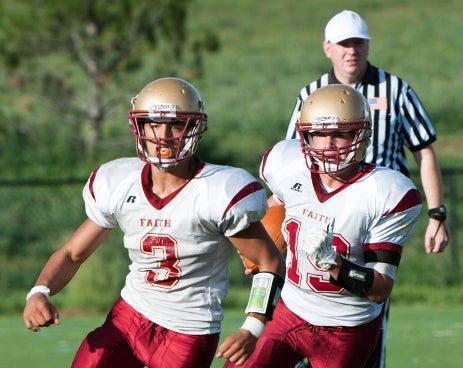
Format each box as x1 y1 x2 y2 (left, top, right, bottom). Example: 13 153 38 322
295 85 372 174
128 78 207 170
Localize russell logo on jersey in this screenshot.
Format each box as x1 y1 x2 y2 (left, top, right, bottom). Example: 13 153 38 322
291 183 303 192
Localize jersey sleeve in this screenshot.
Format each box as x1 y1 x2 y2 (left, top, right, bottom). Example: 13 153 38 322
397 81 436 151
199 165 267 238
82 158 144 229
364 170 422 278
218 169 267 238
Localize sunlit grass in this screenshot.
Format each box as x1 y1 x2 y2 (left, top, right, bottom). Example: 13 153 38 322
2 303 461 368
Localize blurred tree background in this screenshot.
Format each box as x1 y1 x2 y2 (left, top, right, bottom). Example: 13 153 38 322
1 0 462 312
0 0 219 178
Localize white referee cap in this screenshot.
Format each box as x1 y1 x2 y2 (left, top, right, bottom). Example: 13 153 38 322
324 10 371 43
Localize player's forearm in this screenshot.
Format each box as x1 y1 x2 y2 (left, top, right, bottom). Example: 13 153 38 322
257 253 286 279
367 271 394 303
329 255 393 303
33 247 82 296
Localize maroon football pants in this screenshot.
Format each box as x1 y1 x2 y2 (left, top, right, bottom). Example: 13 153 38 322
72 297 219 368
224 299 381 368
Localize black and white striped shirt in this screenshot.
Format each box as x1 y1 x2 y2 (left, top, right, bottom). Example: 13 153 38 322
286 63 436 176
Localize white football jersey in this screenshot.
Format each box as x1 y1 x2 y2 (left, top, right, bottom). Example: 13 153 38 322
260 140 422 327
83 157 267 334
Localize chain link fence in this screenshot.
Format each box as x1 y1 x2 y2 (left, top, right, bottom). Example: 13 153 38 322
0 179 86 294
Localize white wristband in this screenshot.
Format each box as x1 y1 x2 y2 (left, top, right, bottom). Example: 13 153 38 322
241 316 265 338
26 285 51 301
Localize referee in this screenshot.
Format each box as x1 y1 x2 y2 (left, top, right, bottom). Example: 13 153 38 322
286 10 449 368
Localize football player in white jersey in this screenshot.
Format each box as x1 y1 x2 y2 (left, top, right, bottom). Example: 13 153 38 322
223 85 422 368
23 77 285 368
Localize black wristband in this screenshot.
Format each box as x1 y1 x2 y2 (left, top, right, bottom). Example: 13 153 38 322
330 257 374 297
428 205 447 221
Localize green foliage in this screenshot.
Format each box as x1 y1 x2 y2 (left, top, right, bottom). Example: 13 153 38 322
0 0 220 176
54 230 130 311
0 182 85 297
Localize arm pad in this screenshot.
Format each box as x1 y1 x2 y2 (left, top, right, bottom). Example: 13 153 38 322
245 272 284 320
330 257 374 297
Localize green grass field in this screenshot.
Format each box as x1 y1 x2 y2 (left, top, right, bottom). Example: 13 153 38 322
3 304 461 367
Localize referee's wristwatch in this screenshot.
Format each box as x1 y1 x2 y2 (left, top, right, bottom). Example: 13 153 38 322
428 205 447 221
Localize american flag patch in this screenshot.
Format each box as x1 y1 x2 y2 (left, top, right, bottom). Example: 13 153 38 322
368 97 388 110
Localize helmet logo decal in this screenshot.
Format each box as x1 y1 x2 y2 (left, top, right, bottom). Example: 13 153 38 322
313 115 340 129
314 115 339 123
148 103 177 117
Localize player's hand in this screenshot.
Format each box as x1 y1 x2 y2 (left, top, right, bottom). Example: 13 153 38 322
300 219 337 270
216 328 258 365
23 293 60 332
237 250 257 276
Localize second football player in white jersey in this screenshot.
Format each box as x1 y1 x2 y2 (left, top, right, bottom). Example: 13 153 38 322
223 85 422 368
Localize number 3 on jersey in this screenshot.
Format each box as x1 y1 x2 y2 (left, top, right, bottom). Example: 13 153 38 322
285 219 349 293
141 234 181 288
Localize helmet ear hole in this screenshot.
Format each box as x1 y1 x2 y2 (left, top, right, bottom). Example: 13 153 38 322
295 84 371 174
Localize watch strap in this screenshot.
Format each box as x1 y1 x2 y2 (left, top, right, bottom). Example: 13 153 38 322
428 206 447 221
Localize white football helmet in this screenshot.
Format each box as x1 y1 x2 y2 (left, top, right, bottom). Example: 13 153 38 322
295 84 371 174
128 77 207 170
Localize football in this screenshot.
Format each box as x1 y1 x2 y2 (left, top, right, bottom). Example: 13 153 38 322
242 204 286 274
